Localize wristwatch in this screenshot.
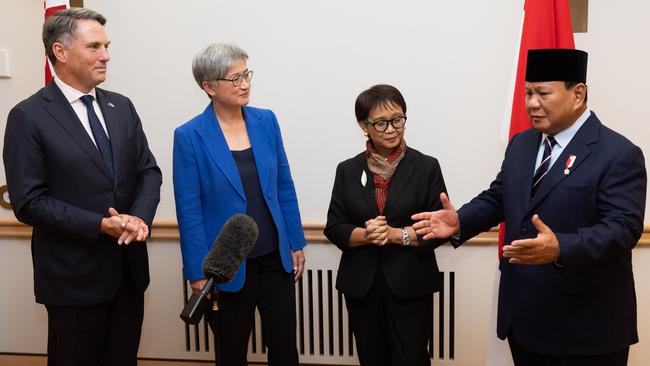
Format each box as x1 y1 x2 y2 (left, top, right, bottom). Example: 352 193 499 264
401 227 411 246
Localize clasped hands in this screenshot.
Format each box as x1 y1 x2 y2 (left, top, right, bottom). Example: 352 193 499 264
364 216 401 246
100 207 149 245
410 193 560 265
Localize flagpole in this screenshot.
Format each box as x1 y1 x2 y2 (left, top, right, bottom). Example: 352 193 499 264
486 1 576 365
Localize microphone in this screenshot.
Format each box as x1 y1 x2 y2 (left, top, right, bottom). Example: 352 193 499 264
202 214 258 282
180 214 258 324
180 277 215 325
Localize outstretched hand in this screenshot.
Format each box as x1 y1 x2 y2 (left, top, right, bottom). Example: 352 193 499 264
502 214 560 265
411 193 460 240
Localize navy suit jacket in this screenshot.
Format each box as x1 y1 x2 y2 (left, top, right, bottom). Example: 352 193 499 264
173 104 306 292
325 147 447 299
3 81 162 306
456 112 646 355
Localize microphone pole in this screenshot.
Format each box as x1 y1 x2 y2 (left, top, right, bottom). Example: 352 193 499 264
180 214 258 365
180 278 215 324
211 284 220 366
179 278 220 366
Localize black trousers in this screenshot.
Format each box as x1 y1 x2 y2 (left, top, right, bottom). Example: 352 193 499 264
212 250 298 366
508 336 629 366
45 259 144 366
345 267 432 366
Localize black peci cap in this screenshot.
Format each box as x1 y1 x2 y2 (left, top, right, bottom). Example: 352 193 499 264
525 49 588 83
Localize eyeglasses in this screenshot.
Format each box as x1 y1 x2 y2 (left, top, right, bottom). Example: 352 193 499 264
218 70 253 87
365 115 407 132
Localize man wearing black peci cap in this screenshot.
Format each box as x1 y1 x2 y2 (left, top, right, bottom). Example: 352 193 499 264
412 48 646 365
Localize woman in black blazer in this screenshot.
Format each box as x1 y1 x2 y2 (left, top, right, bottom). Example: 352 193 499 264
324 84 448 366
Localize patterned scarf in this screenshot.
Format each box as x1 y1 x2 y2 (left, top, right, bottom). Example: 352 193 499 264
365 139 406 214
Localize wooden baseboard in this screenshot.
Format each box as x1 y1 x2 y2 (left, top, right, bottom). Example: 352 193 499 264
0 354 345 366
0 354 45 366
0 354 239 366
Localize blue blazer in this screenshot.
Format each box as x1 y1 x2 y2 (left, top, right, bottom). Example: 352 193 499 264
456 112 646 355
173 104 306 292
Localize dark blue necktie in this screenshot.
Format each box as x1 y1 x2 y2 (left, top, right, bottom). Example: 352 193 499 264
531 136 556 196
79 95 113 175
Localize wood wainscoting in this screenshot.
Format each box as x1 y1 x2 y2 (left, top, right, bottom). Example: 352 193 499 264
0 217 648 246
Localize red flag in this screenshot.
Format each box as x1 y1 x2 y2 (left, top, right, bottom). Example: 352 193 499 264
487 3 575 364
498 0 575 256
44 0 70 85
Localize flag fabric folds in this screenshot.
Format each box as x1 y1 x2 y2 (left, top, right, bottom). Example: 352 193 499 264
507 0 575 143
487 1 575 365
499 0 575 257
44 0 70 85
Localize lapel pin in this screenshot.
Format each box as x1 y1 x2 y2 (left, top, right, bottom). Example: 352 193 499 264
564 154 576 175
107 102 115 108
361 170 367 186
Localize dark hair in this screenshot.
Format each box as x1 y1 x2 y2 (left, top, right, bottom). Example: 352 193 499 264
43 8 107 65
355 84 407 122
564 81 588 103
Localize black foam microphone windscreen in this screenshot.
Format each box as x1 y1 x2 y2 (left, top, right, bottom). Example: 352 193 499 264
202 214 258 283
180 214 258 324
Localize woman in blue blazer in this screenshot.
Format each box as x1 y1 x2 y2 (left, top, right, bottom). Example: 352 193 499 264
173 43 306 366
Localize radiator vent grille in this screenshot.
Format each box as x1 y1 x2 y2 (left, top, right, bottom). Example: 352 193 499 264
183 270 456 363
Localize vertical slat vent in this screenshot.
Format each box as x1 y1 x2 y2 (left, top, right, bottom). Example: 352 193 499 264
183 270 456 364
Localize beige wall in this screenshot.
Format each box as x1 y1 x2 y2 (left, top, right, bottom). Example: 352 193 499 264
1 0 649 365
2 0 648 222
0 0 44 157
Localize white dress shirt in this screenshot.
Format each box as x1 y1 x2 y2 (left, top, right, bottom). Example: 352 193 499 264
53 74 110 147
534 108 591 172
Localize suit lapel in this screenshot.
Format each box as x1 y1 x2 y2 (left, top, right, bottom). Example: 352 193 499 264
356 155 380 216
43 82 113 181
96 89 121 181
520 132 543 210
245 107 270 194
383 148 415 213
196 104 246 201
527 115 599 213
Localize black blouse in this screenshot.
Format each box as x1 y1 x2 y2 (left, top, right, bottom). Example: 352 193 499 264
231 147 279 258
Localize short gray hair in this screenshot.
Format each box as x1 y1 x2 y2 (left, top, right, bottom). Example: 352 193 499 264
43 8 107 65
192 43 248 89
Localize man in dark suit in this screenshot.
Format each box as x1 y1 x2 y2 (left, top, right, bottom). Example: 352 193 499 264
3 8 162 366
412 49 646 365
